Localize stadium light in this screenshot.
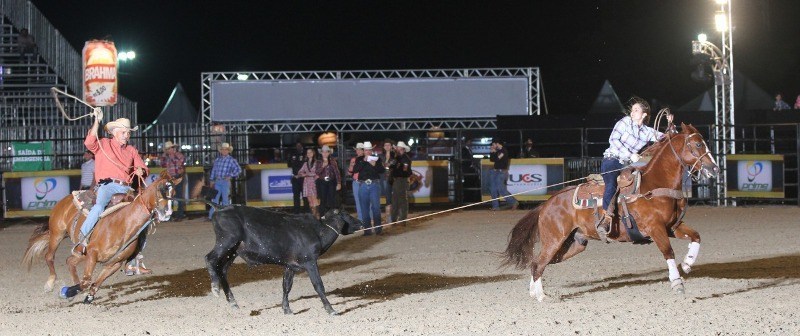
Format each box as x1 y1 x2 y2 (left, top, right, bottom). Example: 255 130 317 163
697 33 707 43
118 50 136 61
236 73 249 80
714 11 728 32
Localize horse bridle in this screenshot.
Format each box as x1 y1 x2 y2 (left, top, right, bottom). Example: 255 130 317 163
136 180 175 223
667 132 715 181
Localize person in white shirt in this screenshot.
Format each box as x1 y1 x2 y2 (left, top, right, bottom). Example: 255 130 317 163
80 150 95 190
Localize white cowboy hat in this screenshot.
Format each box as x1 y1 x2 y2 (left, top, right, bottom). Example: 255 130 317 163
362 141 374 150
318 145 334 153
218 142 234 151
104 118 138 133
163 141 179 151
396 141 411 151
355 142 364 149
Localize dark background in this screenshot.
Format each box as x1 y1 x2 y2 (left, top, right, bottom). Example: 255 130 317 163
30 0 800 123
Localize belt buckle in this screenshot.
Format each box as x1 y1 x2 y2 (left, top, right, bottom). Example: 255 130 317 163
324 176 331 181
364 179 372 185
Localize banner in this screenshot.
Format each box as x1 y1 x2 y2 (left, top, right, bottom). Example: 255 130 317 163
481 158 565 201
20 176 71 211
12 142 53 171
726 154 784 198
82 40 118 106
244 164 294 207
407 160 450 203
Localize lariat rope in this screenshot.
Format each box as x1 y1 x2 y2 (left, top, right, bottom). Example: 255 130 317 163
353 166 630 233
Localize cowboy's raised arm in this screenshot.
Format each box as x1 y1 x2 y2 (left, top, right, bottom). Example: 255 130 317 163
84 118 101 152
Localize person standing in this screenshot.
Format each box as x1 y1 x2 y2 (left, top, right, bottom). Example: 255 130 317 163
80 117 148 248
209 143 241 219
597 98 672 241
390 141 412 223
16 28 37 60
488 139 518 211
80 150 95 190
160 141 186 221
520 138 540 158
379 140 396 222
353 142 384 235
315 145 341 215
298 148 321 218
774 93 790 111
288 142 308 213
348 143 365 218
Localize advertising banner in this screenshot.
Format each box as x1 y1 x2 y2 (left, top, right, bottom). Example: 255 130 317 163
407 160 450 203
244 164 294 207
481 158 565 202
82 40 118 106
726 154 784 198
12 142 53 171
20 176 71 211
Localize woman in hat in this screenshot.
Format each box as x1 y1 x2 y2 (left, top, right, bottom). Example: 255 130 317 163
597 98 672 241
298 148 321 218
79 117 148 251
347 143 365 218
315 145 341 216
209 143 242 219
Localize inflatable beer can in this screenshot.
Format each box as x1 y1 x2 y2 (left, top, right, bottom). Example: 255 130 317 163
82 40 118 106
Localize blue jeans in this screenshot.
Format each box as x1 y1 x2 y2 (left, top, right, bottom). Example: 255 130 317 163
489 169 517 209
380 176 393 206
209 179 231 218
358 182 382 233
601 158 624 211
82 182 132 237
352 180 362 217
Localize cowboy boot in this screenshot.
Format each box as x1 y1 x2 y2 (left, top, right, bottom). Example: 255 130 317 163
596 209 612 244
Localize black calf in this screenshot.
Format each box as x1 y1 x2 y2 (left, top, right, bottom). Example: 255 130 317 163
205 206 361 315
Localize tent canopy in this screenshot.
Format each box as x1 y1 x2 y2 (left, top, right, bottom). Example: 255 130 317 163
143 83 198 132
677 71 773 112
588 80 625 114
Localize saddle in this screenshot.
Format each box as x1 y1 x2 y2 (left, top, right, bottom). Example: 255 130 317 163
72 188 134 218
571 168 640 210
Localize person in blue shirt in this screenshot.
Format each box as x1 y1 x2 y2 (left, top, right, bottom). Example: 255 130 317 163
209 142 242 219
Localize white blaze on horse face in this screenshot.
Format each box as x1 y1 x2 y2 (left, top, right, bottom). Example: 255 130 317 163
666 259 681 282
529 277 545 302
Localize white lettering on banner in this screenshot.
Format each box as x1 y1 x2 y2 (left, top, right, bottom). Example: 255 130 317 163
737 161 772 192
21 176 70 210
261 168 294 201
507 164 548 196
84 66 117 81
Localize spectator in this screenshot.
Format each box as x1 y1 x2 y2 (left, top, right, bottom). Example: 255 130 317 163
160 141 186 221
794 95 800 110
288 142 308 214
489 139 518 211
520 138 540 158
348 143 365 219
209 143 241 219
17 28 37 61
80 150 95 190
353 142 384 235
391 141 413 223
298 148 321 218
271 148 284 163
774 93 790 111
379 140 396 222
315 145 341 215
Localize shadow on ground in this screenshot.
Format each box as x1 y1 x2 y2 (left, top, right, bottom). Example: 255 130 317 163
559 254 800 300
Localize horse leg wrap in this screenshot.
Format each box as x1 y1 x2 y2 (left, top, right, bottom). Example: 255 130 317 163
682 242 700 273
60 284 82 299
666 259 681 282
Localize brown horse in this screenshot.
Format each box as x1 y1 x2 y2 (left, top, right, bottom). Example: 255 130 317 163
503 123 719 301
22 171 180 303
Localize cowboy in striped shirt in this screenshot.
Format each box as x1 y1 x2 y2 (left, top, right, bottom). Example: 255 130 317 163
597 99 672 241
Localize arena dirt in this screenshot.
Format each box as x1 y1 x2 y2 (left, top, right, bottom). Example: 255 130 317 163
1 206 798 335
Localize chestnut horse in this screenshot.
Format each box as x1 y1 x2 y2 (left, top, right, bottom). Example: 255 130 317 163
22 171 180 303
503 123 719 301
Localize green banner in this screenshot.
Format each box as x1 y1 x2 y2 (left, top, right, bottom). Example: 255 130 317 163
12 142 54 171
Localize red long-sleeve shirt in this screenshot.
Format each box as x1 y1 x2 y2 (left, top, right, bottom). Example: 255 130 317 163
84 131 148 183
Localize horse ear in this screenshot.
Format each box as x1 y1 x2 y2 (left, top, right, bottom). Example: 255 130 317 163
680 122 689 134
159 170 170 180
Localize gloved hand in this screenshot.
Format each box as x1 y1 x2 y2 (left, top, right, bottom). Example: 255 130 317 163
630 153 641 163
93 108 103 121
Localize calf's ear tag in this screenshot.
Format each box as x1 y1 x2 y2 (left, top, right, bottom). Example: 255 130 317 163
333 209 339 214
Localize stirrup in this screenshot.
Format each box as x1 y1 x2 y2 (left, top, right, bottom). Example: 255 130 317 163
596 215 612 244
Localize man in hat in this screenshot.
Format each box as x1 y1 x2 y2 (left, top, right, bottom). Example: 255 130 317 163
80 117 148 248
353 141 384 235
390 141 413 223
209 142 241 219
160 141 186 221
489 139 518 211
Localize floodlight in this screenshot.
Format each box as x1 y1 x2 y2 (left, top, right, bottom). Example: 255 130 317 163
715 11 728 32
697 33 707 43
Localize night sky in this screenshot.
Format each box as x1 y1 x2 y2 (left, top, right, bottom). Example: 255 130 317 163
30 0 800 123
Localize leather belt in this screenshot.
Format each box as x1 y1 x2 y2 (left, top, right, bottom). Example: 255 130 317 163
360 179 373 185
99 178 130 186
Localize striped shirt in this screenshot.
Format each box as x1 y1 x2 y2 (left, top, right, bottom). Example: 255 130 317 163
160 151 186 177
603 116 663 162
210 155 242 181
80 159 95 187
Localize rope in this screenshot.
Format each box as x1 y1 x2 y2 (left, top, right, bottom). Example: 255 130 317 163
353 166 630 233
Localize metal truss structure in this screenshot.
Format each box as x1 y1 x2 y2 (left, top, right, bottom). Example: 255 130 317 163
222 119 497 134
692 1 735 206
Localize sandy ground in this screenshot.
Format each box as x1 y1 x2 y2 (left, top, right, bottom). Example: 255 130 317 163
1 206 799 335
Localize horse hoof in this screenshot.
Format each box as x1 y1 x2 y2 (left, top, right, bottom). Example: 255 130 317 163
671 278 685 295
681 262 692 274
327 309 339 316
230 302 239 309
59 286 69 299
283 308 293 315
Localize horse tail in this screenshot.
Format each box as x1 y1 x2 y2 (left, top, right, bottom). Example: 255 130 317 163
21 222 51 271
502 205 542 270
